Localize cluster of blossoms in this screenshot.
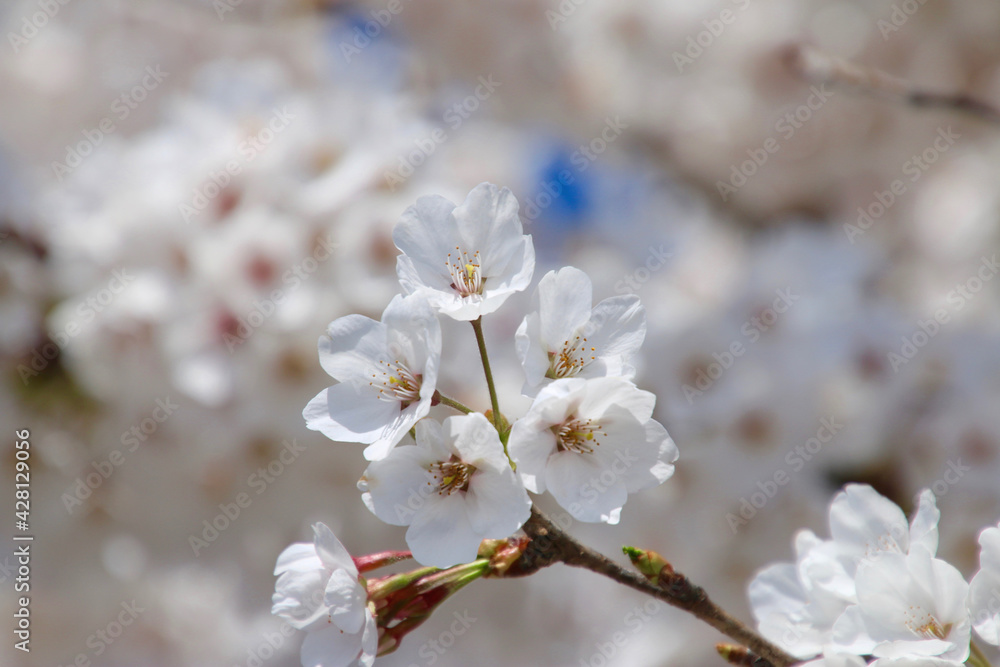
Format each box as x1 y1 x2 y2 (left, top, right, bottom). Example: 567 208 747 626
749 484 1000 667
275 182 679 665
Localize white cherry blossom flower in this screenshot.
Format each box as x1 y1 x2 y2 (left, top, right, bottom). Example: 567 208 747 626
272 523 377 667
507 377 678 524
750 530 855 658
358 413 531 568
800 652 868 667
749 485 941 659
802 652 960 667
303 293 440 461
515 266 646 396
969 522 1000 646
830 548 971 663
393 182 534 321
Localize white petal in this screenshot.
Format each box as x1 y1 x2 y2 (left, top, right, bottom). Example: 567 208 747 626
358 445 437 526
620 418 678 493
908 489 940 556
580 295 646 379
360 399 429 461
325 569 367 634
453 183 523 271
397 252 453 297
302 385 392 443
273 567 329 630
393 194 459 288
318 316 384 381
447 413 509 471
465 466 531 537
748 562 825 658
828 484 909 558
546 451 628 524
313 523 357 575
358 612 377 667
577 377 656 423
275 542 321 576
830 604 878 655
507 417 558 494
969 525 1000 645
381 293 441 374
405 494 483 567
300 621 366 667
515 312 549 392
536 267 593 352
414 418 453 461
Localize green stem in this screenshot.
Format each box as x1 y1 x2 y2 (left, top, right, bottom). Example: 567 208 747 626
433 391 474 415
470 318 503 438
969 641 994 667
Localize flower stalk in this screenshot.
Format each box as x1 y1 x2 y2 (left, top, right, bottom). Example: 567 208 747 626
432 390 474 415
471 318 503 435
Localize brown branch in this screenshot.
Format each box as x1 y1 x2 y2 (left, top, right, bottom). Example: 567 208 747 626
512 507 799 667
784 43 1000 126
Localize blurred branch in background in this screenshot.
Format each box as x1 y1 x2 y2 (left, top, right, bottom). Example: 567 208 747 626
787 44 1000 126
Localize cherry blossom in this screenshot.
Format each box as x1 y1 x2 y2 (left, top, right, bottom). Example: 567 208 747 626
507 377 678 524
272 523 377 667
358 413 531 567
830 548 971 663
969 522 1000 646
393 182 534 321
303 293 440 460
515 266 645 396
749 485 941 659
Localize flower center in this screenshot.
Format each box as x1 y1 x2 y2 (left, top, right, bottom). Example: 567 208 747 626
862 532 904 560
903 606 951 640
546 332 597 379
370 360 421 407
429 457 476 495
554 418 607 454
446 247 484 297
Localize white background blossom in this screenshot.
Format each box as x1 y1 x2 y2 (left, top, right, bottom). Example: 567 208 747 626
3 1 1000 666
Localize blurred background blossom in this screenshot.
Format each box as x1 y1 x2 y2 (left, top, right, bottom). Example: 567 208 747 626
2 0 1000 665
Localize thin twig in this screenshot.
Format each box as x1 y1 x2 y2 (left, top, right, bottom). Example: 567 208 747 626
517 508 799 667
785 44 1000 126
432 391 474 415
